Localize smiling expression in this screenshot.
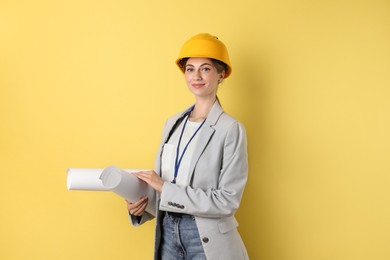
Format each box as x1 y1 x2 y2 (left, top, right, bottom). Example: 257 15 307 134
184 57 225 100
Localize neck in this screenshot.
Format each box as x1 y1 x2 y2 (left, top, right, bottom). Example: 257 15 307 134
189 97 216 122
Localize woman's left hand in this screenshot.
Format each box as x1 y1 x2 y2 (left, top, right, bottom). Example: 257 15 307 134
132 170 164 193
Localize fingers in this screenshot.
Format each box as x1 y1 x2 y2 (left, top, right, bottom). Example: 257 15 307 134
133 199 148 216
132 171 164 192
126 196 148 216
127 196 147 210
132 171 150 182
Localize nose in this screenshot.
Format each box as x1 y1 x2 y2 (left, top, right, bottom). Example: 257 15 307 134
194 69 202 80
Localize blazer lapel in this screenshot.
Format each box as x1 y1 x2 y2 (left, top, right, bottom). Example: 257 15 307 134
162 106 193 144
155 106 193 178
188 101 224 182
157 101 223 182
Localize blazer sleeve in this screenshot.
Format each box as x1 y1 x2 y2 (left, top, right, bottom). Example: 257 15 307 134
159 121 248 218
129 211 155 226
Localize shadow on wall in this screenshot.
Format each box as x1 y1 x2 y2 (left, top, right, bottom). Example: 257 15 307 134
232 45 279 259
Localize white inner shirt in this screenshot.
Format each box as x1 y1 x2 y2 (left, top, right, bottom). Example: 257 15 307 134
161 116 203 186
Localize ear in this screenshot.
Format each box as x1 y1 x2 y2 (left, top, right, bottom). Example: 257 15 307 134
218 71 226 83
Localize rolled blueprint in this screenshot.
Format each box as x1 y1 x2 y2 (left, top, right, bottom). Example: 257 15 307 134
67 168 109 191
67 166 156 215
100 165 155 214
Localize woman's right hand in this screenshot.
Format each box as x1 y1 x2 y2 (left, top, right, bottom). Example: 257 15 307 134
126 196 148 216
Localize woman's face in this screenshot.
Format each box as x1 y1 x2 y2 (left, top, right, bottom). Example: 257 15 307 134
184 57 224 100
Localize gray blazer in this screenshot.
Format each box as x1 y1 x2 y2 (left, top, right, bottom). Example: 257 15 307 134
132 101 249 260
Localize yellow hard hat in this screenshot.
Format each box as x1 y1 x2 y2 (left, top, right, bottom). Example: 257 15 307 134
176 33 232 78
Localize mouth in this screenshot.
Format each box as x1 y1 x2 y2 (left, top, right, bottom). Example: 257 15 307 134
192 83 205 89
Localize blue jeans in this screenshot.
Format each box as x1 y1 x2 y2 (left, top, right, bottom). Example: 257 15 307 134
160 212 206 260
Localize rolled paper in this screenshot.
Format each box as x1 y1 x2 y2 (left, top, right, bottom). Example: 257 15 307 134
67 168 109 191
67 166 156 215
100 165 156 214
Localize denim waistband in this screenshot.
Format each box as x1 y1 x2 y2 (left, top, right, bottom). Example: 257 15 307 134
163 211 191 218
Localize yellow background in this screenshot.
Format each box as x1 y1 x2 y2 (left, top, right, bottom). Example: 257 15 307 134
1 0 389 259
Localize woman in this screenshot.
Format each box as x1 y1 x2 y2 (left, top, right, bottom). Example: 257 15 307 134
127 33 249 260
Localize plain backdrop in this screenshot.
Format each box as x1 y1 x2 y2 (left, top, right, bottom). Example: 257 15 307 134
1 0 390 259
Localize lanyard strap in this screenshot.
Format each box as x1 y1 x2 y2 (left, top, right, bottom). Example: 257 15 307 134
172 114 206 184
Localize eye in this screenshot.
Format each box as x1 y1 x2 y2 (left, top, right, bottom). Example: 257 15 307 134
185 67 194 72
201 67 211 72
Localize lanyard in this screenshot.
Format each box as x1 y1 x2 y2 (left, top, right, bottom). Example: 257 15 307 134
172 114 206 184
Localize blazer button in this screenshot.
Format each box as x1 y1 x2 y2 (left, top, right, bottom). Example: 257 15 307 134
202 237 209 243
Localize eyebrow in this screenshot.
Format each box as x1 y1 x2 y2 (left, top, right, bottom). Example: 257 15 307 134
185 63 213 68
